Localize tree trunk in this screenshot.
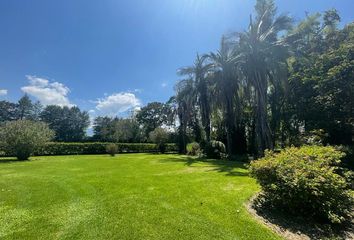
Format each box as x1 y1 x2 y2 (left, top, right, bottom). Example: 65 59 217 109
255 72 274 157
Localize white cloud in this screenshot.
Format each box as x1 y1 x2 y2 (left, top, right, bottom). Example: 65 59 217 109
21 75 73 107
161 82 168 88
95 92 141 116
0 89 7 96
134 89 143 93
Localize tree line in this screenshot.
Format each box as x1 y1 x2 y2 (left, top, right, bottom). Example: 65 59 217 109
0 95 90 142
1 0 353 158
0 96 174 143
170 0 354 156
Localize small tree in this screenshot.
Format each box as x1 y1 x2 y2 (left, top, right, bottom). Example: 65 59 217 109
106 143 118 157
0 120 54 160
149 127 169 153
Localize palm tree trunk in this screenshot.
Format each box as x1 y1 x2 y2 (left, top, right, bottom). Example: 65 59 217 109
255 71 274 156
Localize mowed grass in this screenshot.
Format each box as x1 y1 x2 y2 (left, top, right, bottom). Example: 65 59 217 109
0 154 281 240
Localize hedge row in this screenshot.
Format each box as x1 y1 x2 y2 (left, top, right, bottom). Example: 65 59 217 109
0 142 178 157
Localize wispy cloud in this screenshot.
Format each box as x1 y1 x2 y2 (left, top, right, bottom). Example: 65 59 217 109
94 92 141 116
161 82 168 88
21 75 73 107
134 89 143 93
0 89 8 96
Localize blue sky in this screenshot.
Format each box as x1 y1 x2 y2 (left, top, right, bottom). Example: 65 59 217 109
0 0 353 117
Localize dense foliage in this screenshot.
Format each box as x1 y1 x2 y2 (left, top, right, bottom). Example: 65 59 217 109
93 116 142 142
0 97 90 142
0 120 54 160
250 146 354 224
40 105 90 142
186 142 201 156
205 140 227 159
171 1 354 158
136 102 173 137
0 95 42 122
1 1 352 160
149 127 169 153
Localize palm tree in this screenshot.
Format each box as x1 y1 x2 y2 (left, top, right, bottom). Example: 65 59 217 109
208 36 247 155
237 0 292 155
174 78 196 153
178 54 213 143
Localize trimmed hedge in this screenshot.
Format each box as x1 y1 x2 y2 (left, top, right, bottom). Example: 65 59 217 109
0 142 178 157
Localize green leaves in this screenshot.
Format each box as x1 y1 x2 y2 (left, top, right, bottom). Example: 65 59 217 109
250 146 353 224
0 120 54 160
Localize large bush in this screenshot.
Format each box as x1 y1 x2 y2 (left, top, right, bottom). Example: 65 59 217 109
186 142 201 156
250 146 354 224
149 128 169 153
0 120 54 160
106 143 118 157
205 140 226 159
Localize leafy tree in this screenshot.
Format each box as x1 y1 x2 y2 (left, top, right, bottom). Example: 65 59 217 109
93 116 142 142
289 23 354 145
40 105 90 142
17 94 34 120
93 116 115 141
0 120 54 160
149 127 169 153
136 102 169 138
0 101 18 122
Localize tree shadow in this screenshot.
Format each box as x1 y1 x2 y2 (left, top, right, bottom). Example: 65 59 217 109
160 155 249 177
249 197 354 240
0 157 25 163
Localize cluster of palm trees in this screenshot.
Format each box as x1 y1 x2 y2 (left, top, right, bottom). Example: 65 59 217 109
174 0 292 156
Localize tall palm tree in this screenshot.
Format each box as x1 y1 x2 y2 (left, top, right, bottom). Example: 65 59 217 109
174 78 196 153
208 36 246 155
237 0 292 155
178 54 213 143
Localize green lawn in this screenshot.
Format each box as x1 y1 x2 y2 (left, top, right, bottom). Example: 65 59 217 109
0 154 281 240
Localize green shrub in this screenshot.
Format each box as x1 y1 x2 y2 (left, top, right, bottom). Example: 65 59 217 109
250 146 354 224
0 120 54 160
187 142 201 156
205 140 226 159
106 143 118 156
301 129 328 146
149 128 169 153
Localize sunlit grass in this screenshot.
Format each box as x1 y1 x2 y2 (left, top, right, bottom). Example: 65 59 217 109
0 154 281 239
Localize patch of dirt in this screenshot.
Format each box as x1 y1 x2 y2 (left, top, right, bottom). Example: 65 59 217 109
245 195 354 240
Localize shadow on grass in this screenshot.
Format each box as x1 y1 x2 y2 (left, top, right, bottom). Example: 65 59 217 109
248 196 354 240
160 155 249 177
0 157 26 163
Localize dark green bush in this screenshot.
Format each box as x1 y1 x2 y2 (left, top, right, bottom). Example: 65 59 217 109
205 140 226 159
106 143 118 156
250 146 354 224
186 142 201 156
338 145 354 170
